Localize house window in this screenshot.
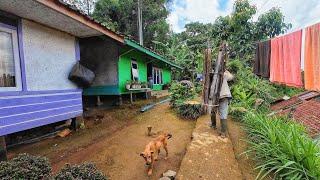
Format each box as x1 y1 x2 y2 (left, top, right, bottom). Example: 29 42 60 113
153 67 163 85
131 60 139 81
0 25 22 91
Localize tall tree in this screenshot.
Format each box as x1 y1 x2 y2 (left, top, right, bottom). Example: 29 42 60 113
93 0 171 47
255 7 292 39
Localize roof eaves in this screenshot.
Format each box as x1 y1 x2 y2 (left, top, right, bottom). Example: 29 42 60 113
36 0 125 43
124 38 182 70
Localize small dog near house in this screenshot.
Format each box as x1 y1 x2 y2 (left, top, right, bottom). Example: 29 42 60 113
140 132 172 176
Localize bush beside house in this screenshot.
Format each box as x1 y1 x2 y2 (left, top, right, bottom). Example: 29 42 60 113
0 153 107 180
169 81 202 120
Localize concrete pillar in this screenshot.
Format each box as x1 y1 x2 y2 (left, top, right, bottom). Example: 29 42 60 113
0 136 7 161
96 96 103 106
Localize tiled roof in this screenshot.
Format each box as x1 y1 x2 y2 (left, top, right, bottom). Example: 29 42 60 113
271 91 320 137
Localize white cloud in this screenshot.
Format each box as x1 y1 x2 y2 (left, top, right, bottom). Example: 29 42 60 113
250 0 320 32
167 0 235 32
168 0 320 33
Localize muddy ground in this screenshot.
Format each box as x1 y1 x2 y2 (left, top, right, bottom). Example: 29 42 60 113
8 102 195 180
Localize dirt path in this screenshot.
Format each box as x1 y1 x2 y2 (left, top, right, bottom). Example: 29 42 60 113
177 115 243 180
9 103 195 180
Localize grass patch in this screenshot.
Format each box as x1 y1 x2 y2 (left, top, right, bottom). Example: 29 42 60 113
243 112 320 179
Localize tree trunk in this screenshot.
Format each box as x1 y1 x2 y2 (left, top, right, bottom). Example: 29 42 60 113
202 48 212 114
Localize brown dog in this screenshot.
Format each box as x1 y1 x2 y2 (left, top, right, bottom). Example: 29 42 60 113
140 132 172 176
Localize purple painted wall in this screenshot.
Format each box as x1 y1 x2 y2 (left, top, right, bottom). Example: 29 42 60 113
0 90 83 136
0 11 83 136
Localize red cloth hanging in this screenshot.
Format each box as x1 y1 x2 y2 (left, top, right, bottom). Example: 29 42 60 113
270 30 303 87
304 23 320 91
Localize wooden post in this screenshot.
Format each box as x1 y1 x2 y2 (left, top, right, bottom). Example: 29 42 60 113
0 136 7 161
147 125 152 136
202 47 212 114
71 117 80 131
119 95 123 106
130 92 133 104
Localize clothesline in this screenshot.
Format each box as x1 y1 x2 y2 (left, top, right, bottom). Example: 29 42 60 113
254 22 320 91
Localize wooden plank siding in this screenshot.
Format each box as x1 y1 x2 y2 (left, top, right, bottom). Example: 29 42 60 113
0 91 83 136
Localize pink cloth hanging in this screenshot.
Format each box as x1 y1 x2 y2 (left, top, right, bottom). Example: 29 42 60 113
270 30 303 87
304 23 320 91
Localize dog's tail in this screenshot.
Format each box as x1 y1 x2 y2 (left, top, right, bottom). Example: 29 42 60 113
166 133 172 139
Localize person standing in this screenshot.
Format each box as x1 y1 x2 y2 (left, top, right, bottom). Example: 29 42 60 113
211 70 234 138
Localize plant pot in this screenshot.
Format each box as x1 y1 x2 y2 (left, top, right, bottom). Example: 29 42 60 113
126 84 131 90
137 85 141 89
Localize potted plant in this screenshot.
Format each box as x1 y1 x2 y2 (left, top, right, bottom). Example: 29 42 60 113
131 80 139 89
126 80 131 90
136 81 141 89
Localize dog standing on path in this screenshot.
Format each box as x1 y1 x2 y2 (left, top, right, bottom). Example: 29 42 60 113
140 132 172 176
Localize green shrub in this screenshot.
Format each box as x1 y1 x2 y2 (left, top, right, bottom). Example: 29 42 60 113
55 163 107 180
169 81 196 107
228 59 303 120
0 153 52 180
176 101 203 120
243 112 320 179
194 81 203 95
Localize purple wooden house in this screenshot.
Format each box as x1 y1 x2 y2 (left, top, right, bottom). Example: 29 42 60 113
0 0 124 137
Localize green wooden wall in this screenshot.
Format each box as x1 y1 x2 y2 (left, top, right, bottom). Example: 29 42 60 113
118 49 172 93
118 50 147 93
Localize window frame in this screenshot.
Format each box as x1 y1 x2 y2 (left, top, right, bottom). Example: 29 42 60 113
131 59 139 81
0 25 22 92
153 67 163 85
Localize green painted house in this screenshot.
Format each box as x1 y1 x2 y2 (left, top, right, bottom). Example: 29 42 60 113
79 36 181 97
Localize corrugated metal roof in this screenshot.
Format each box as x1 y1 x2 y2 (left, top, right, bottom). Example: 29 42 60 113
125 38 182 69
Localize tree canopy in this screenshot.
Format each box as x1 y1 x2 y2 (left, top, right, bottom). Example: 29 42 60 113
154 0 291 79
93 0 171 47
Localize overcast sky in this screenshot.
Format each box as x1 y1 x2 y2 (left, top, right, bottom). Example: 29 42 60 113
167 0 320 33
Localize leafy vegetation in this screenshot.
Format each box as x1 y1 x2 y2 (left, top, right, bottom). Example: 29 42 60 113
55 163 107 180
0 153 107 180
228 59 303 120
169 81 203 120
169 81 196 108
243 112 320 179
0 153 52 180
93 0 171 48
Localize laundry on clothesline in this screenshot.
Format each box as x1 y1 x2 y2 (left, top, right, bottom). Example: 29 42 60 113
304 23 320 91
253 22 320 91
254 40 271 78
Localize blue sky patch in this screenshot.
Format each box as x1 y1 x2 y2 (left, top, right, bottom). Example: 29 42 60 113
218 0 229 11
